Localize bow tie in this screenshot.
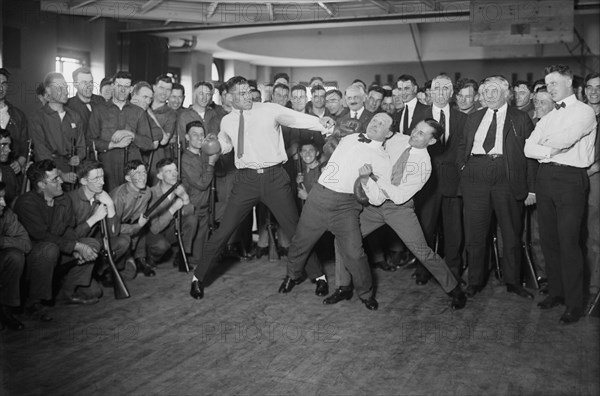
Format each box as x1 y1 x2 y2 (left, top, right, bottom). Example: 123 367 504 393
555 102 566 110
358 133 372 143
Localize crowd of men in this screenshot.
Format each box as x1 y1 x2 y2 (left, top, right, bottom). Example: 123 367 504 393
0 64 598 332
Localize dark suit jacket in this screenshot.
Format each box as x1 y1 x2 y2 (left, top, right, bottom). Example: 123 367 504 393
393 101 428 134
422 106 467 197
456 106 537 200
336 108 374 134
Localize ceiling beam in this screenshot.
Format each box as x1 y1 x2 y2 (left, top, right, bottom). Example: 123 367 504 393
206 2 219 18
317 1 335 17
139 0 163 14
369 0 394 14
70 0 96 10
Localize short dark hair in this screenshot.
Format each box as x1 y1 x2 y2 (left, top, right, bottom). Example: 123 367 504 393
193 81 214 91
72 67 92 82
422 118 444 141
397 74 418 87
124 159 146 177
0 128 10 139
513 80 532 92
352 79 366 89
534 85 548 93
154 74 173 86
35 82 46 96
0 68 10 79
455 78 479 95
77 160 103 180
217 83 228 96
310 84 326 95
113 71 133 82
0 180 6 193
584 72 600 85
171 83 185 95
309 76 324 85
273 83 289 93
368 85 386 96
544 64 573 80
247 79 258 89
100 77 113 89
290 84 306 95
132 81 152 96
225 76 248 93
325 89 342 100
156 157 175 172
186 120 205 134
273 73 289 84
27 159 56 190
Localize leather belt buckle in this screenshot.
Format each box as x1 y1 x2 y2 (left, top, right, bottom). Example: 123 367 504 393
256 168 265 174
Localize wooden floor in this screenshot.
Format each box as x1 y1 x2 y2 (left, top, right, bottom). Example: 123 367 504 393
1 255 599 396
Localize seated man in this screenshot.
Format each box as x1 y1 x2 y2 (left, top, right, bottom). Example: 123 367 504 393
68 160 134 286
15 160 102 319
110 160 154 277
278 113 394 311
0 181 31 330
331 119 466 310
181 121 218 269
147 158 196 269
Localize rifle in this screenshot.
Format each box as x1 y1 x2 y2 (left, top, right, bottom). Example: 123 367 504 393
99 215 130 299
521 206 539 289
20 139 33 195
266 211 279 262
295 145 305 209
208 177 218 234
175 132 191 273
142 180 181 219
491 230 502 281
66 138 77 191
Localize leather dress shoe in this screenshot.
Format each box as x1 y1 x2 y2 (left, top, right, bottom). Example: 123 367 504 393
315 279 329 296
448 286 467 310
415 275 430 286
278 276 304 293
278 247 289 257
0 305 25 331
135 258 156 277
360 296 379 311
190 280 204 300
64 295 99 305
323 288 353 304
506 284 534 300
25 303 53 322
464 285 483 298
374 260 397 272
559 307 583 324
537 296 565 310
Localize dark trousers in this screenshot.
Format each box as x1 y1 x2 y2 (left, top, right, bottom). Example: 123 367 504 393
27 238 98 303
460 156 524 286
146 212 198 263
196 165 312 281
415 182 464 278
536 163 588 310
0 248 25 307
335 200 458 293
287 184 372 299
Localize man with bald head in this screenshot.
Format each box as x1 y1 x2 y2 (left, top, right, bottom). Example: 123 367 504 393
458 75 537 300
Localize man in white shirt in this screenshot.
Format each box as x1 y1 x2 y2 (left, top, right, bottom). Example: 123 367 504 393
394 74 428 135
330 119 467 310
189 76 333 300
279 112 393 311
524 64 597 324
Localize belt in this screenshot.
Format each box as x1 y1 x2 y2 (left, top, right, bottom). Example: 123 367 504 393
241 163 282 174
543 162 584 169
471 154 503 160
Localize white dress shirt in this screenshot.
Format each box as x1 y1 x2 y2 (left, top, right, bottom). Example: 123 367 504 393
471 103 507 155
363 133 431 205
219 102 328 169
400 97 418 133
318 133 389 194
350 107 365 120
524 94 597 168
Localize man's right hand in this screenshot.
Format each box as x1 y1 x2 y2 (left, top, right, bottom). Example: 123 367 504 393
91 203 108 223
74 242 98 263
59 170 78 184
358 164 373 180
111 130 135 143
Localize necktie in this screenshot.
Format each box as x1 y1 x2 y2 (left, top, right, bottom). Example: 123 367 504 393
237 110 244 158
554 102 566 110
390 146 411 186
357 133 372 143
402 106 410 135
482 109 498 153
439 109 446 146
352 111 358 119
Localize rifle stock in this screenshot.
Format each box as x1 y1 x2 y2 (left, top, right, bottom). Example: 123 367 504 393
100 217 130 299
208 177 218 233
522 207 539 289
21 139 33 195
175 131 190 273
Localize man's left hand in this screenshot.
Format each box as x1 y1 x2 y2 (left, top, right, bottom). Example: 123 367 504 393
524 192 536 206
